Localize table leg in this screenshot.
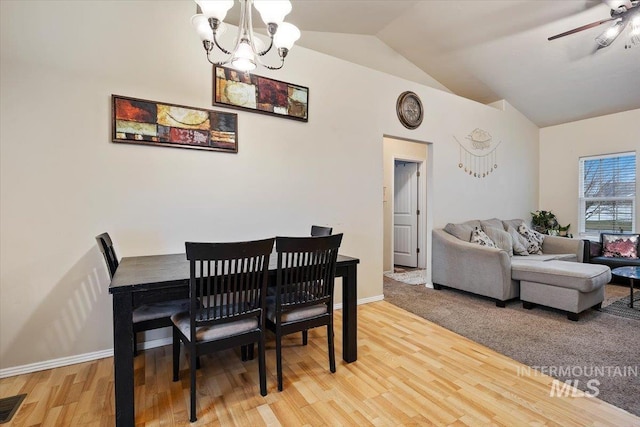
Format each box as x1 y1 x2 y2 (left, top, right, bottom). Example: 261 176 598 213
112 292 134 426
341 264 357 363
630 278 635 309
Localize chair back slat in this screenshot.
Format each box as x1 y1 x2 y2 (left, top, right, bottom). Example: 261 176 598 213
275 234 343 313
311 225 333 237
95 232 119 279
186 238 274 343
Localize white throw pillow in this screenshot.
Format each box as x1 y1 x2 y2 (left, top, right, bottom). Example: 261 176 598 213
483 226 514 256
470 227 496 248
506 225 529 256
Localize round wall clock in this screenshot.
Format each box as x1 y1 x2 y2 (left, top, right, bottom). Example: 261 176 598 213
396 91 423 129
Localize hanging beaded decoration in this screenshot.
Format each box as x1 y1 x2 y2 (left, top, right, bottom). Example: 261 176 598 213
454 135 501 179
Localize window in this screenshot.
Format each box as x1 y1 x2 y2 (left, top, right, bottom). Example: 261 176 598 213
579 152 636 237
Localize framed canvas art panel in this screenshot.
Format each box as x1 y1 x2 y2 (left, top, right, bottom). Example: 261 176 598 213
112 95 238 153
213 66 309 122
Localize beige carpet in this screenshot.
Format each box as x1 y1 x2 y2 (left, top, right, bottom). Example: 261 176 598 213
384 269 427 285
384 278 640 417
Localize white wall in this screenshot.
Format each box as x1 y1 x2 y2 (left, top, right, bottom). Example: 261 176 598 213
539 109 640 237
0 0 540 370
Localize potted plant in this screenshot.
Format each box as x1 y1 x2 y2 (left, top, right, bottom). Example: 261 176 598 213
558 224 571 237
530 210 559 235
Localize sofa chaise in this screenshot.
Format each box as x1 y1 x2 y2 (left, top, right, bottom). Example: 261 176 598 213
432 218 611 320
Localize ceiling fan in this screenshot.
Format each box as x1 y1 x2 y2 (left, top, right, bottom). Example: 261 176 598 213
548 0 640 48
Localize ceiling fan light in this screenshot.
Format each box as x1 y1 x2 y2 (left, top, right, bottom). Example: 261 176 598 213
631 15 640 35
595 19 624 46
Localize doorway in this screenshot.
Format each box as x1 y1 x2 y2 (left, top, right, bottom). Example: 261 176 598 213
382 136 432 286
394 160 419 267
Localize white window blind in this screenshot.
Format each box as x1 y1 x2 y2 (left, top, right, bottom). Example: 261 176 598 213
578 152 636 236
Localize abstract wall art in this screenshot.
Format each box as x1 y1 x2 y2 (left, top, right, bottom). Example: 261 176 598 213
112 95 238 153
213 66 308 122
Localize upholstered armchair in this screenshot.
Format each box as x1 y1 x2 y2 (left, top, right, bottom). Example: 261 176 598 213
583 233 640 270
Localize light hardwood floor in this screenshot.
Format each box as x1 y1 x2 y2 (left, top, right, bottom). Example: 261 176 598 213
1 301 638 426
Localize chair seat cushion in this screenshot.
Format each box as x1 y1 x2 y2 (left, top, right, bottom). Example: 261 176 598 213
171 311 258 342
133 299 191 323
266 301 327 323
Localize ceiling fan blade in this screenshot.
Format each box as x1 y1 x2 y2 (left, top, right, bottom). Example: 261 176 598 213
548 17 618 40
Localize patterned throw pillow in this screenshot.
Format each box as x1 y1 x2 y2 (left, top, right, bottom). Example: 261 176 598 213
602 234 639 259
517 223 545 255
470 227 496 248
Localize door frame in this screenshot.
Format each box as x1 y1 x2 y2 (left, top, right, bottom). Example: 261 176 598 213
390 155 426 270
382 135 434 288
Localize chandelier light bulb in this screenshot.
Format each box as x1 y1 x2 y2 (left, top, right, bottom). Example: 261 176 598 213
195 0 234 21
273 22 300 50
253 0 292 25
231 40 257 71
191 14 213 42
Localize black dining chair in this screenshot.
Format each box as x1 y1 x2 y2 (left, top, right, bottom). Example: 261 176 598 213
173 238 274 422
95 232 191 356
266 225 334 346
310 225 333 237
298 224 334 345
267 233 343 391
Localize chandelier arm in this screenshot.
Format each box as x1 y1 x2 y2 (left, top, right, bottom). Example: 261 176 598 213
244 0 271 57
254 37 274 57
231 0 248 55
206 49 232 67
252 21 277 56
260 61 284 71
212 31 234 55
254 54 284 70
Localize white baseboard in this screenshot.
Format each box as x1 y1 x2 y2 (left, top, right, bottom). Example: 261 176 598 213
0 294 385 379
0 349 114 379
424 282 434 289
334 294 384 310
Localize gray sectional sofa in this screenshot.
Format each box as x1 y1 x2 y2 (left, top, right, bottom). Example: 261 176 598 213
432 218 611 320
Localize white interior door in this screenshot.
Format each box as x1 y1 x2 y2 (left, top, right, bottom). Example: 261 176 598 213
394 161 418 267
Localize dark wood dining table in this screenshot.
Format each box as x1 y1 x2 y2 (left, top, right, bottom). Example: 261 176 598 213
108 252 359 426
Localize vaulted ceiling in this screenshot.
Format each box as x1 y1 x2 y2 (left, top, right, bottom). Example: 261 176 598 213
282 0 640 127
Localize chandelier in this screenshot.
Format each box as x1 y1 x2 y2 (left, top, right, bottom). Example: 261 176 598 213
191 0 300 71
